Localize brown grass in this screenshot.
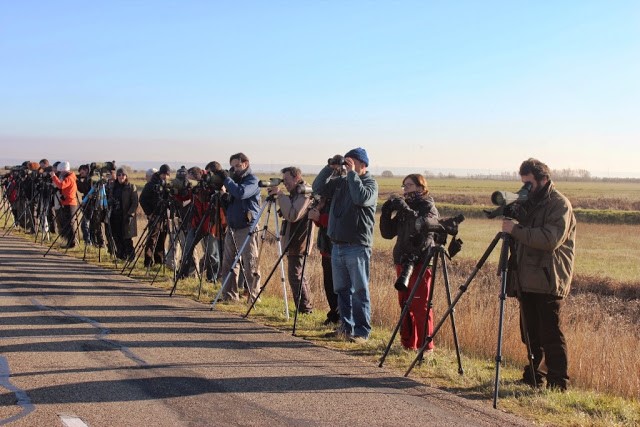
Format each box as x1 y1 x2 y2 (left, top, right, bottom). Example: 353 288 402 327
250 232 640 399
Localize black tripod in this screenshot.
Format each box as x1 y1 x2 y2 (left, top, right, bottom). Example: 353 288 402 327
403 232 536 409
243 211 313 335
122 194 175 277
169 190 223 298
379 242 463 372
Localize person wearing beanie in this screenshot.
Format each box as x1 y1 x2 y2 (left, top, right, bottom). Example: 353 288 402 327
145 168 158 183
49 161 78 248
312 147 378 343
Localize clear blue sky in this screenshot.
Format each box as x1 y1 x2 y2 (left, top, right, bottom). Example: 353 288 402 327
2 1 639 176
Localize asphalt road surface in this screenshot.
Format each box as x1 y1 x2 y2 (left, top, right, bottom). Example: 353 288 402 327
0 235 531 426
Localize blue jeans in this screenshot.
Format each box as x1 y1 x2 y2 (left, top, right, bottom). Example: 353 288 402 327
331 244 372 338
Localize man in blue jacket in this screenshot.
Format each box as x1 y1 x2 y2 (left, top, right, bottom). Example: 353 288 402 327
312 148 378 342
214 153 262 303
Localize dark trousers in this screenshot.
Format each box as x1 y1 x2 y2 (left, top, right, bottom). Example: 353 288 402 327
110 215 133 260
60 205 78 244
519 292 569 389
287 254 313 313
321 255 339 322
144 215 167 266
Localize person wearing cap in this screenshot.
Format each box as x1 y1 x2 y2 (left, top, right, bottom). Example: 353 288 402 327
139 164 172 267
49 161 78 248
312 147 378 343
109 168 139 260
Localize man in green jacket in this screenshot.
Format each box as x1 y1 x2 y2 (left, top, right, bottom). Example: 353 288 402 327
502 158 576 391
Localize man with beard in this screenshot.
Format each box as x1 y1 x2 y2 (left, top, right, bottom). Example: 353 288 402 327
501 158 576 391
213 153 261 303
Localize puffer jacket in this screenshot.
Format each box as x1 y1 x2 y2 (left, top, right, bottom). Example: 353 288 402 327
509 181 576 298
379 194 439 264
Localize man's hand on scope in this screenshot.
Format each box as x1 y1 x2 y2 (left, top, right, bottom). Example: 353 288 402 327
501 218 518 234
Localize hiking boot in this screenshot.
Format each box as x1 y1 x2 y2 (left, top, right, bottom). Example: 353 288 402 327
324 328 349 340
349 336 368 344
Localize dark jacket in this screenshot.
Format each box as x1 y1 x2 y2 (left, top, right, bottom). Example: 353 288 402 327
312 166 378 247
76 175 91 195
111 181 139 238
139 173 163 216
509 181 576 298
380 194 439 264
222 167 261 230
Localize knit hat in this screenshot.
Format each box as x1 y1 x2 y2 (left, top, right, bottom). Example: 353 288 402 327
344 147 369 166
59 161 71 172
159 164 171 175
145 168 158 178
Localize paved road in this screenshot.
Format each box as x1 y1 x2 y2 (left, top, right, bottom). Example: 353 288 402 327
0 235 530 426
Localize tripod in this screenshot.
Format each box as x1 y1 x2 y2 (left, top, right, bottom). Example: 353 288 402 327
403 232 536 409
244 212 312 330
379 243 463 372
2 179 37 237
210 197 289 310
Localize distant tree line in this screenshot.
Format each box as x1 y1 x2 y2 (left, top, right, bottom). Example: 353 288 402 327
423 169 640 183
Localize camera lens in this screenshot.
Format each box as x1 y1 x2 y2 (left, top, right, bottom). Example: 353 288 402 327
394 262 414 292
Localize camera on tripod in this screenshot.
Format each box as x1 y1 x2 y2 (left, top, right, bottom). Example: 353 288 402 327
258 177 283 188
412 214 465 257
484 182 532 219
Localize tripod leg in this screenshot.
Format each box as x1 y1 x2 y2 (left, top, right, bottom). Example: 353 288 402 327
379 255 433 367
405 233 502 378
440 251 464 375
270 202 289 319
291 219 313 336
493 233 511 409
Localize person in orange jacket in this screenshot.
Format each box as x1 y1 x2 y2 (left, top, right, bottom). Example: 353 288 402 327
50 161 78 248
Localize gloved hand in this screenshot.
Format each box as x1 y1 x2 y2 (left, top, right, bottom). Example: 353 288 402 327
381 198 395 215
392 197 416 217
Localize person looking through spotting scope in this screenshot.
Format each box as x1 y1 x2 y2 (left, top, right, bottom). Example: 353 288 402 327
312 148 378 343
139 164 171 268
268 166 315 314
501 158 576 391
380 174 439 351
49 161 78 248
215 152 261 303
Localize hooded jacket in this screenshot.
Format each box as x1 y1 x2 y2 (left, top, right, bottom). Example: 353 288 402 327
509 181 576 298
